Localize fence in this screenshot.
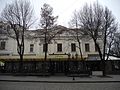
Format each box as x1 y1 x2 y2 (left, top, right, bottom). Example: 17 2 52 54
0 60 120 75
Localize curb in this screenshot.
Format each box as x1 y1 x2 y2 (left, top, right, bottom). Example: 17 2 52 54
0 73 51 76
0 80 120 83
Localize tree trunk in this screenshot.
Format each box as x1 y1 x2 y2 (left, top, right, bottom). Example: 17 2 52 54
19 54 23 73
45 43 48 61
44 28 48 61
93 39 107 76
43 43 48 74
102 60 106 76
94 40 103 60
78 41 83 60
43 28 48 74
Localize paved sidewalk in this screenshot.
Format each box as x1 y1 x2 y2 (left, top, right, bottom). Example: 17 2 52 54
0 74 120 83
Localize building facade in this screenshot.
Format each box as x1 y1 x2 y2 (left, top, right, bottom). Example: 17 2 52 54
0 23 102 61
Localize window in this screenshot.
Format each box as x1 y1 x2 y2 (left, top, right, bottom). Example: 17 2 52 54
95 45 98 52
43 44 48 52
71 43 76 52
30 44 34 52
0 25 2 29
57 43 62 52
0 41 6 50
85 43 90 52
7 25 10 31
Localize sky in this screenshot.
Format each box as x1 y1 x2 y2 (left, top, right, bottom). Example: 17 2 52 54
0 0 120 29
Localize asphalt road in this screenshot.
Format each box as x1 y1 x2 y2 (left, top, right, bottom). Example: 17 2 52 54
0 81 120 90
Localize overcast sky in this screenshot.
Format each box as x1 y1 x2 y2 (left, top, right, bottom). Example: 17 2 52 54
0 0 120 29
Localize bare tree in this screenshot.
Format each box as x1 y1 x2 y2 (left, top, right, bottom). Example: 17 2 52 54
102 7 117 76
75 2 117 76
1 0 34 72
39 3 58 61
110 32 120 57
69 11 83 60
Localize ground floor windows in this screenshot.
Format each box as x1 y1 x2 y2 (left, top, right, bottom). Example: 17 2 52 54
85 43 90 52
71 43 76 52
57 43 62 52
0 41 6 50
30 44 34 52
43 44 48 52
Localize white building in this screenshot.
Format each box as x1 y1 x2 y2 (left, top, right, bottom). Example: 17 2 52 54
0 23 102 61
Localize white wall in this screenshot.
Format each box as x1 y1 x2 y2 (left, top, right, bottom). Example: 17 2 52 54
1 35 101 58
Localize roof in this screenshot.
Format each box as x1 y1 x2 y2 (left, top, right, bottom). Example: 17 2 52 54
87 54 120 61
105 56 120 60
